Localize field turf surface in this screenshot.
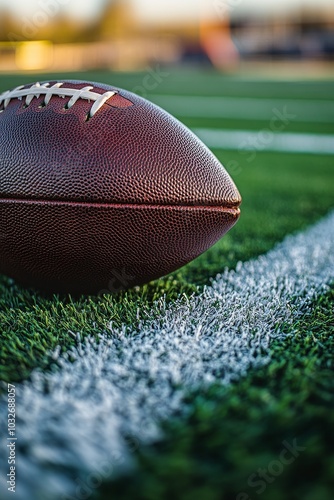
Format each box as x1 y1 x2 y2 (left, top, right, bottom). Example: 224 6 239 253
0 69 333 500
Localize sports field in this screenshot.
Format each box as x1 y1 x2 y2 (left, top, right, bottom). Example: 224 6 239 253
0 69 333 500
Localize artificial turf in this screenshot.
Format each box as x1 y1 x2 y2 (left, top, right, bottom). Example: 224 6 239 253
95 288 334 500
0 148 333 385
0 70 333 500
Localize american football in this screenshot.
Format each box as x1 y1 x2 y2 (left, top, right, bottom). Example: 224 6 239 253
0 80 241 294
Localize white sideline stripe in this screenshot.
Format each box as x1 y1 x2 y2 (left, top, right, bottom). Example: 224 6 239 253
1 212 334 500
150 95 334 123
193 128 334 155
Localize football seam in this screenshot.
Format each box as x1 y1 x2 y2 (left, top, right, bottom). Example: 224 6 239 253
0 198 240 213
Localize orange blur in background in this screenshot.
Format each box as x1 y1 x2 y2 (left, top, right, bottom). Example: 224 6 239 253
0 0 333 73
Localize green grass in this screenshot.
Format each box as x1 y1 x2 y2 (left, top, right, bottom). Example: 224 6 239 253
182 117 334 135
94 288 334 500
0 69 333 500
0 71 333 385
1 68 334 99
0 278 197 385
1 148 333 385
178 151 334 285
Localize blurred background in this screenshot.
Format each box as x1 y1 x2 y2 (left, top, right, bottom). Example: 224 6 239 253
0 0 333 75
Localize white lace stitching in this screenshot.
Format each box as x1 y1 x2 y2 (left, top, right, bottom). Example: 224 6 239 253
0 82 117 118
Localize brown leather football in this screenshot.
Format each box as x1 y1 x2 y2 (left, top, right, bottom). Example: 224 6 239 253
0 80 241 294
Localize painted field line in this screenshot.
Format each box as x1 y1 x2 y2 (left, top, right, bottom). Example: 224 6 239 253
150 95 334 123
193 128 334 155
1 212 334 500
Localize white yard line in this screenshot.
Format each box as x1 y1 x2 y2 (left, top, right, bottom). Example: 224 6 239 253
150 95 334 123
193 128 334 155
1 212 334 500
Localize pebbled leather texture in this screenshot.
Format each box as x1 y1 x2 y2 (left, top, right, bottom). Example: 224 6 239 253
0 80 241 294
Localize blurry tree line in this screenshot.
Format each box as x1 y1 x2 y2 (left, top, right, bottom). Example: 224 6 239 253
0 0 136 43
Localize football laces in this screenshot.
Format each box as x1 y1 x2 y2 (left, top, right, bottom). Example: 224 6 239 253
0 82 117 118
